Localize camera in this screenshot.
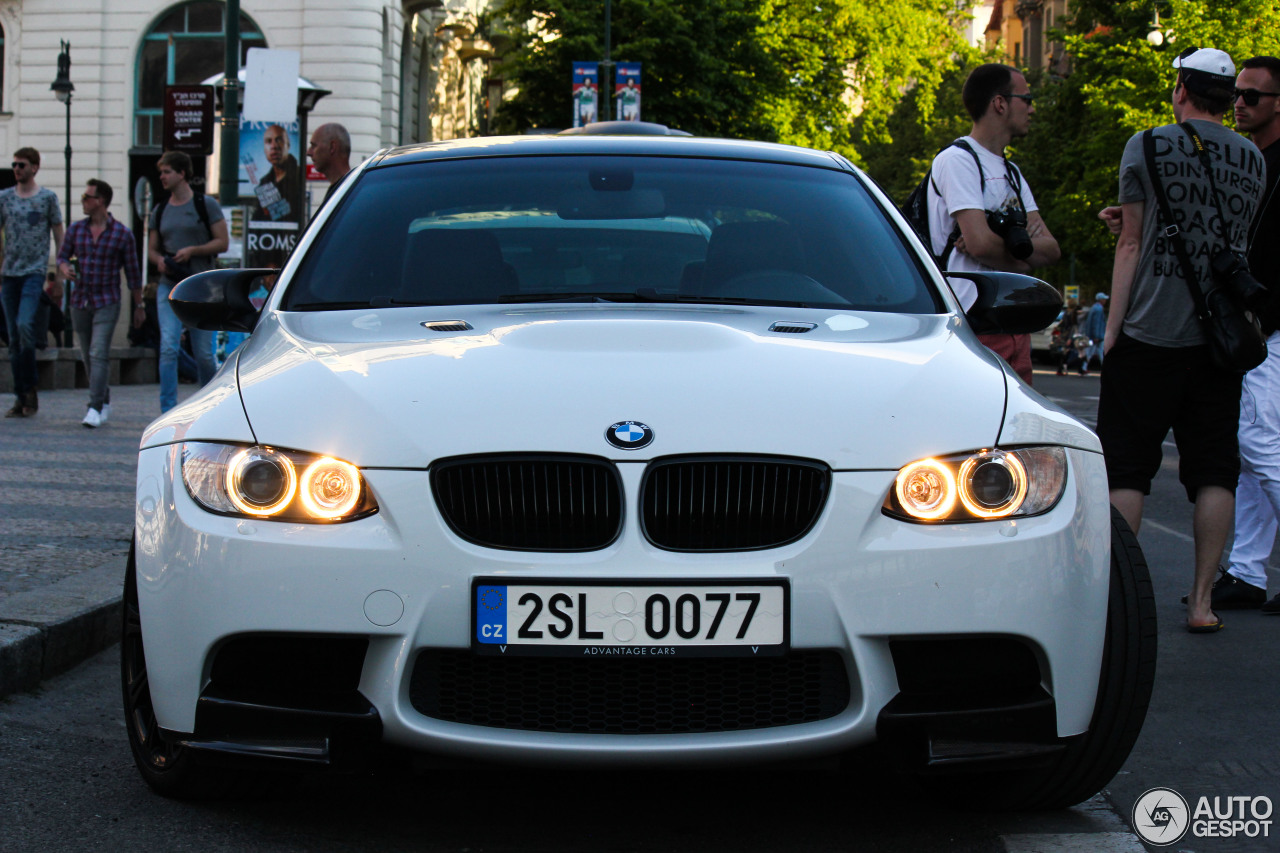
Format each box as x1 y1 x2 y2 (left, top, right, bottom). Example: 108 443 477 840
1210 248 1269 312
986 206 1033 260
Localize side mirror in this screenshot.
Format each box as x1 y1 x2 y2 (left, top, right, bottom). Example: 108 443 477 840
169 268 275 333
950 271 1062 335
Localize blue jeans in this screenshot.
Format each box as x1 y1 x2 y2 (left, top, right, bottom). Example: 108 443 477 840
157 282 217 412
1 273 47 397
72 301 121 411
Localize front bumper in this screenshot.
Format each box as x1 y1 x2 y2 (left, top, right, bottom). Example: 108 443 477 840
135 444 1110 765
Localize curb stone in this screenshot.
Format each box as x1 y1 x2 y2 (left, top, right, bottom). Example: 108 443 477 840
0 561 123 699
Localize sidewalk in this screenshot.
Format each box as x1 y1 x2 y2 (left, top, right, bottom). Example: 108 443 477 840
0 383 182 698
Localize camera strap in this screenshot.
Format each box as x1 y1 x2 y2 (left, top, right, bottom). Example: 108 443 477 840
1142 128 1213 321
1178 122 1235 247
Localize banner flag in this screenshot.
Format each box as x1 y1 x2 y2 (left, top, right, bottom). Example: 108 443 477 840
615 63 642 122
572 62 599 128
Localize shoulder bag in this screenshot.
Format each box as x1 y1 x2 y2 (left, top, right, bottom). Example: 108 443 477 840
1142 126 1266 374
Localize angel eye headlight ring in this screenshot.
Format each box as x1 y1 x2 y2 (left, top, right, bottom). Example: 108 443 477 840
300 457 362 519
226 447 297 516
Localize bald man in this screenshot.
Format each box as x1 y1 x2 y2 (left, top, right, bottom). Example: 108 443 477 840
307 123 352 205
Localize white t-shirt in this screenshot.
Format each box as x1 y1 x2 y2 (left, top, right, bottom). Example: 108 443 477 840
926 136 1038 307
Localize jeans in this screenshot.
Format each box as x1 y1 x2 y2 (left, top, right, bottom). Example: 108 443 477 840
157 282 217 412
72 301 121 412
1 273 47 397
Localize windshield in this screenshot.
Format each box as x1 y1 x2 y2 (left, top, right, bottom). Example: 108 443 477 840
283 155 942 313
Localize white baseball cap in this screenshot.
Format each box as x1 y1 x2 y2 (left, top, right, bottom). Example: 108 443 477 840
1172 48 1236 97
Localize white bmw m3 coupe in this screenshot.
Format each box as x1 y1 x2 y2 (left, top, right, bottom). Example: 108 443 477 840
123 123 1154 808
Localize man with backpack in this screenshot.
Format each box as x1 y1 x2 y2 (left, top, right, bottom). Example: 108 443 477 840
921 63 1061 384
1097 48 1264 633
147 151 229 413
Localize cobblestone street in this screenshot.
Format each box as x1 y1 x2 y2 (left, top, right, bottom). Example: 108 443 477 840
0 384 180 598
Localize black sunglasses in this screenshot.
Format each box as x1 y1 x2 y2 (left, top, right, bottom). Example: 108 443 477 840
11 162 29 169
1235 88 1280 106
1005 93 1034 105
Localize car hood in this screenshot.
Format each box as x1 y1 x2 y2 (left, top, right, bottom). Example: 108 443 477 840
223 304 1083 470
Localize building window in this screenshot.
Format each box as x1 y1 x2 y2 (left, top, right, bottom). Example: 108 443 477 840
134 2 266 148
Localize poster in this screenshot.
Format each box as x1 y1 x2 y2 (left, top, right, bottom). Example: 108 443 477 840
239 118 303 225
572 62 599 128
615 63 641 122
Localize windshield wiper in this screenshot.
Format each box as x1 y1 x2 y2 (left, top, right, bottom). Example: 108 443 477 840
673 294 813 308
289 300 378 311
498 291 671 304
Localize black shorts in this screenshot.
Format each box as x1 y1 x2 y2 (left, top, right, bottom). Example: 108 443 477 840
1096 332 1243 501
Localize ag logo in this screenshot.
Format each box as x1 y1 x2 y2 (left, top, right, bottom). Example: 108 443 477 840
1132 787 1190 846
605 420 653 450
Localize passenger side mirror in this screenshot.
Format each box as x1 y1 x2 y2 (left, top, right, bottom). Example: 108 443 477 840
169 268 275 333
950 272 1062 335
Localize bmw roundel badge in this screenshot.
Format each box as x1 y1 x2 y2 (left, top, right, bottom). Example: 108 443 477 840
606 420 653 450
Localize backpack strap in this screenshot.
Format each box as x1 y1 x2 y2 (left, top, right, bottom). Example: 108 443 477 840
932 139 986 266
192 193 214 242
154 194 214 255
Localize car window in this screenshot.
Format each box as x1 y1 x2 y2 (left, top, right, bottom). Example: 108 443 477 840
284 155 944 313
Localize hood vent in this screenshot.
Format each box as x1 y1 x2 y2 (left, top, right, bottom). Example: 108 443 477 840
422 320 473 332
769 321 818 334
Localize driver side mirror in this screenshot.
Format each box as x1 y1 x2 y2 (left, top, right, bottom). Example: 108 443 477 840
169 268 275 333
949 271 1062 335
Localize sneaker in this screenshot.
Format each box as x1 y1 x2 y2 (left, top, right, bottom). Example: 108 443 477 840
21 389 37 416
81 407 102 428
1262 594 1280 615
101 403 111 423
1182 566 1266 608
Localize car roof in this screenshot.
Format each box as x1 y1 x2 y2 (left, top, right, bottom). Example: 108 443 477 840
368 134 857 173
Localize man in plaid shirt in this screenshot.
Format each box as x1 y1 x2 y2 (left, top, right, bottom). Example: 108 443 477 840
57 179 142 428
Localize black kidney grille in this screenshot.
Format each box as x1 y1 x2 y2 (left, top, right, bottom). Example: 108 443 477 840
410 650 849 734
431 455 622 551
641 457 830 551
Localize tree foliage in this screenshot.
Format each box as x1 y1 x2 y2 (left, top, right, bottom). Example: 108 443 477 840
489 0 973 155
488 0 1280 295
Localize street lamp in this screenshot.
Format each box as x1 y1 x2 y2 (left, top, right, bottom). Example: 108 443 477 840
50 41 73 346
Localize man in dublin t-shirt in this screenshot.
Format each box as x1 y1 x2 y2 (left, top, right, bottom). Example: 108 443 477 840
1097 48 1265 633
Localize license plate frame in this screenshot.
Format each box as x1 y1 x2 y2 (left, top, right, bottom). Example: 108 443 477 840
471 578 790 657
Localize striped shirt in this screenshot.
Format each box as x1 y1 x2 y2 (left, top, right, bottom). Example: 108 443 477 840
57 215 142 310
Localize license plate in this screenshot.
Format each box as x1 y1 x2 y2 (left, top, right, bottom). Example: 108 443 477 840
472 579 789 657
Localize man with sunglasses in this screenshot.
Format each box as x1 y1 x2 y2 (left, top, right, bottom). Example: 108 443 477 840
55 180 142 428
1097 48 1266 633
1207 56 1280 615
926 63 1060 385
0 147 64 418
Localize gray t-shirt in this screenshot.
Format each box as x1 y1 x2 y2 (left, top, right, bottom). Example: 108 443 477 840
149 195 225 285
0 187 62 277
1118 119 1266 347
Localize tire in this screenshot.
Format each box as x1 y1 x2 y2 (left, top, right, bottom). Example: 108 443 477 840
121 540 235 799
929 505 1157 810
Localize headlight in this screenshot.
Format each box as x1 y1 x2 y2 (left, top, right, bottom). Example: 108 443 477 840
884 447 1066 523
182 442 378 522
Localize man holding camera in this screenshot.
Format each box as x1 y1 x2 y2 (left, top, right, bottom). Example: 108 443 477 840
1097 48 1265 633
148 150 228 413
926 63 1061 384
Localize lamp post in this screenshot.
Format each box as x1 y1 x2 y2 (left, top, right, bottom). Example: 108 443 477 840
50 41 74 346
